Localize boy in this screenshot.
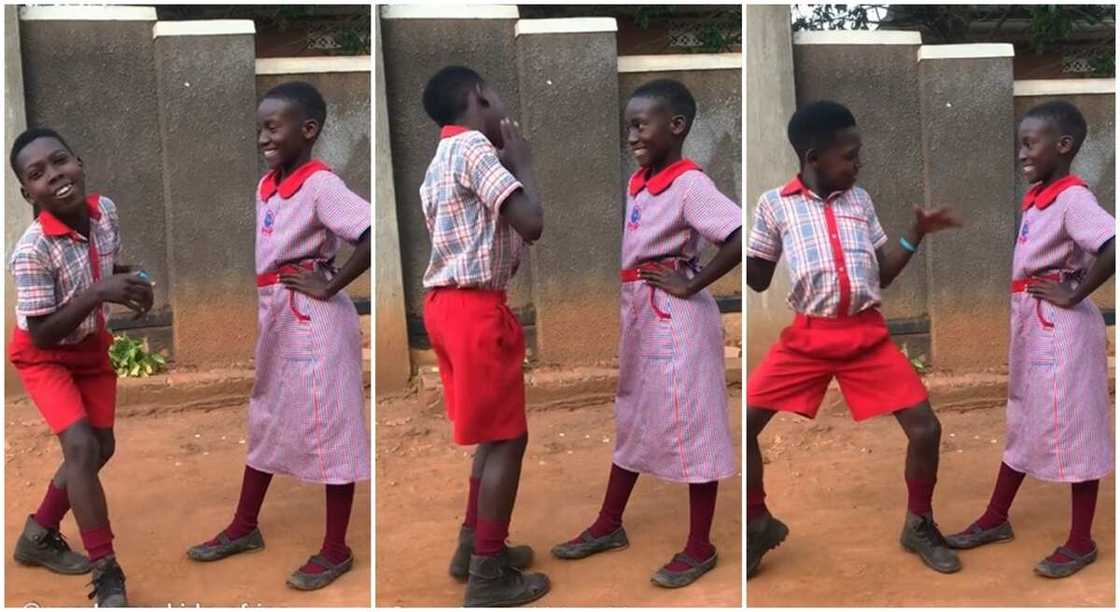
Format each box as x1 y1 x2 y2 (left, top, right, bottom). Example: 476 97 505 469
9 127 155 606
419 65 548 607
746 101 961 578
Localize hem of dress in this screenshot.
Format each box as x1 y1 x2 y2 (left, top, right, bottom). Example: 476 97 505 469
245 460 370 485
1001 456 1114 484
612 458 737 484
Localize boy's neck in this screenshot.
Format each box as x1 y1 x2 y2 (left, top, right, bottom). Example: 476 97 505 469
278 150 313 181
1036 161 1073 188
54 204 91 238
648 147 684 175
799 169 839 199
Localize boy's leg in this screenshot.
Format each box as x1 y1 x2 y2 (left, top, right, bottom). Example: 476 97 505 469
59 420 111 560
465 445 490 529
746 407 776 523
894 402 960 573
475 433 529 556
32 466 70 530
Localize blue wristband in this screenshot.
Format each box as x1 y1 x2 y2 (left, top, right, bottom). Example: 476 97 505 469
899 236 918 253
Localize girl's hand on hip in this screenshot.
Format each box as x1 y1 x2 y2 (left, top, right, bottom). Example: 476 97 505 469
280 267 333 300
639 266 693 299
1026 278 1079 308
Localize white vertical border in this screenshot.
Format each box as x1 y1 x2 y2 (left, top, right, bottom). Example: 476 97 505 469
368 7 377 608
739 4 747 610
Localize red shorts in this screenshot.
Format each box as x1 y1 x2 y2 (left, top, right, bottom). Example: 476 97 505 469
747 309 928 421
9 328 117 434
423 288 527 445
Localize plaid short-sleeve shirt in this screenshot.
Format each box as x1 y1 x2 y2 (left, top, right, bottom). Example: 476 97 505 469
748 176 887 318
420 126 524 290
10 194 120 344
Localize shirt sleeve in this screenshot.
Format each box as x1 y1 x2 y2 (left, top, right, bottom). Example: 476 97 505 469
461 133 523 214
11 242 58 318
746 192 782 262
99 196 123 260
862 191 889 249
1063 187 1116 254
681 173 742 244
314 172 372 244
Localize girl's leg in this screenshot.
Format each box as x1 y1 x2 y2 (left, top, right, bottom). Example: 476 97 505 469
301 482 356 573
665 481 718 571
584 464 640 538
210 465 273 543
1050 479 1099 562
972 462 1027 529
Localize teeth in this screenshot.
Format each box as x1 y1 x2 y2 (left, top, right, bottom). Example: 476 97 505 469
55 185 72 197
263 150 278 158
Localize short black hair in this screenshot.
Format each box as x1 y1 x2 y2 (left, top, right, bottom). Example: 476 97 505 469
423 65 485 127
629 78 697 131
787 100 857 159
1024 100 1088 156
10 126 73 181
262 81 328 128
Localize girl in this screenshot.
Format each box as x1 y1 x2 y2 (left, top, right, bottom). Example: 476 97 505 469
551 79 741 587
187 81 372 591
946 101 1115 578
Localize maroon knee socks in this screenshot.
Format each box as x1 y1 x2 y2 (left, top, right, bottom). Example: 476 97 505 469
586 464 640 539
211 466 273 544
33 481 70 530
301 482 355 574
474 518 509 557
974 462 1026 530
747 485 767 523
80 524 114 562
905 477 937 516
1052 479 1099 562
665 481 718 571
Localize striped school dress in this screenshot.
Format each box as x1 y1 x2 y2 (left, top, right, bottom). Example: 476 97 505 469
1004 176 1114 483
248 160 372 485
614 160 741 483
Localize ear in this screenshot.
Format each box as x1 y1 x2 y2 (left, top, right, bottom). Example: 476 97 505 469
473 83 490 109
1056 134 1075 155
302 118 322 142
669 114 688 137
804 147 819 166
20 185 33 205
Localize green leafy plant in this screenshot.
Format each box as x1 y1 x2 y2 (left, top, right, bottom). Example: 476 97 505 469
109 334 168 378
900 344 929 375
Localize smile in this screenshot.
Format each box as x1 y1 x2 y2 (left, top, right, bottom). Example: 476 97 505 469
262 148 279 159
54 184 73 198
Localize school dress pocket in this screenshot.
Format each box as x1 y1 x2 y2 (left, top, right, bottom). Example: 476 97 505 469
637 288 675 359
272 289 315 361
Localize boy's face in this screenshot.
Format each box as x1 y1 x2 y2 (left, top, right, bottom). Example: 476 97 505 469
257 97 318 170
16 136 86 218
475 83 508 149
1018 116 1071 184
624 95 686 168
808 127 861 192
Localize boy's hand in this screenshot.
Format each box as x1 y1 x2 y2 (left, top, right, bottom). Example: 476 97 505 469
639 266 694 299
497 118 532 173
1027 278 1079 308
97 273 153 317
280 267 334 300
914 206 963 236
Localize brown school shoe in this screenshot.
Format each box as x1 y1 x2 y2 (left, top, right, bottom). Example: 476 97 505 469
464 553 550 607
13 515 92 575
747 513 789 579
287 554 354 590
450 525 533 581
900 512 961 574
1034 545 1098 578
945 520 1015 549
550 527 629 560
186 528 265 562
87 555 128 607
650 551 718 588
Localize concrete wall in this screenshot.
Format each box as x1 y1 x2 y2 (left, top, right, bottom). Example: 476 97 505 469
618 58 743 298
745 5 798 369
5 6 28 397
1013 85 1116 310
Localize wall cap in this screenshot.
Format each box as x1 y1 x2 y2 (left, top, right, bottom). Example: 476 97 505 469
256 56 372 75
794 30 921 45
153 20 255 38
515 18 617 37
1014 78 1115 96
618 53 741 73
379 5 518 20
918 43 1015 61
20 5 156 21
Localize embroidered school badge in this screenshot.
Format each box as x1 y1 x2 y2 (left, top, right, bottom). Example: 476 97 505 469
1018 220 1029 244
627 204 642 231
262 209 275 236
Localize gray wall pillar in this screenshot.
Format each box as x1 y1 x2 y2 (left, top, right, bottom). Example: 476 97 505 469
374 16 411 393
515 18 622 363
5 6 28 397
153 21 259 365
745 6 799 369
918 44 1016 369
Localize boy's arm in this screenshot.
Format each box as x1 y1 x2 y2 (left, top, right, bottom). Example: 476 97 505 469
877 206 962 288
746 256 777 293
26 275 151 348
496 119 542 242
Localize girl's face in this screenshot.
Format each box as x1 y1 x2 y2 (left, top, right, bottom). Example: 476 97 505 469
1018 116 1068 184
257 97 318 170
16 136 86 218
624 96 684 169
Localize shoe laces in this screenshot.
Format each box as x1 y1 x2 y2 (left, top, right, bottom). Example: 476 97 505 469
914 515 950 548
37 528 73 553
87 562 126 602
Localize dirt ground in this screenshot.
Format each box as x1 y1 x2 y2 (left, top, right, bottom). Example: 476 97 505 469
4 395 372 607
375 387 743 607
747 390 1116 607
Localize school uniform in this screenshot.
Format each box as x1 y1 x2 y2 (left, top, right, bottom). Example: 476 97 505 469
746 176 928 419
250 160 371 485
420 125 527 446
1004 175 1114 483
9 194 119 434
615 160 740 483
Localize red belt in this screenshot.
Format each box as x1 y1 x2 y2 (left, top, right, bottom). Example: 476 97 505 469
1010 273 1060 293
257 261 316 322
620 259 685 320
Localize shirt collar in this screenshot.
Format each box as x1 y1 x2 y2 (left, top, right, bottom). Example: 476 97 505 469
440 125 471 139
38 193 102 239
259 159 332 200
779 175 848 202
1022 174 1086 211
628 159 702 196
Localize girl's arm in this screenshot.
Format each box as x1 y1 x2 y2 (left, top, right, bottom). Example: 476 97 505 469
27 274 151 348
640 227 741 298
280 227 370 300
1027 237 1115 307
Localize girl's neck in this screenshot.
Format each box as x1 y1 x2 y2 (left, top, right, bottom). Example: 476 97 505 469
278 150 313 181
1036 164 1072 188
648 149 684 175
